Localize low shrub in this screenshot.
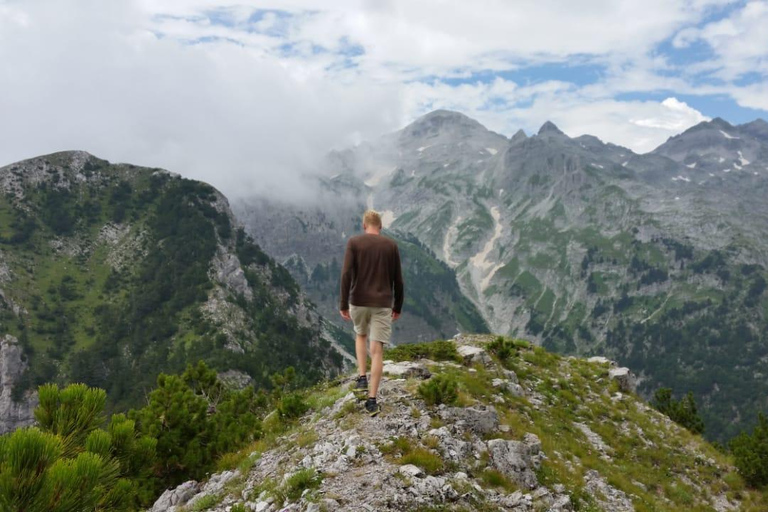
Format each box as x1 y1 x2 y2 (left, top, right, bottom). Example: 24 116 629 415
283 468 322 501
418 374 459 406
278 393 310 420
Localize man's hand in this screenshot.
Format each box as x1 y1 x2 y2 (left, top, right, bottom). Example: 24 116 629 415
340 309 351 321
392 310 401 322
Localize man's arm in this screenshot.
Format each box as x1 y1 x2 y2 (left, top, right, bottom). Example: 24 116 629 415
339 239 354 316
392 244 404 316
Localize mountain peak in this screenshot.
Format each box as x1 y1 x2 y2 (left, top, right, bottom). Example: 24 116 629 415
537 121 565 136
741 118 768 139
511 129 528 143
709 117 733 130
400 109 502 142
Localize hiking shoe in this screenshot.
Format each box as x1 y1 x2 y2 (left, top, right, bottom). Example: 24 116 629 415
365 398 381 417
354 375 368 397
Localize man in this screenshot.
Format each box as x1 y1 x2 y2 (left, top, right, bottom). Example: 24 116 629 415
339 209 404 416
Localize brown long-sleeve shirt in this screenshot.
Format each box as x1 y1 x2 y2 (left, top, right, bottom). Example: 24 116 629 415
339 233 404 313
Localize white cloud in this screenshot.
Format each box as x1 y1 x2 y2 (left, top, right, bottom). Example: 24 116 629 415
0 0 402 200
674 1 768 80
0 0 763 199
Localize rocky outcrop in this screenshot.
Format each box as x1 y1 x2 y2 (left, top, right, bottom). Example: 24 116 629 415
0 335 37 434
609 367 637 393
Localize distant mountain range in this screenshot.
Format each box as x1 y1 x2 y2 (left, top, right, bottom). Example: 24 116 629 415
237 111 768 440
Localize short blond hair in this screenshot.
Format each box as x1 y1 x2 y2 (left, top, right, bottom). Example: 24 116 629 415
363 209 382 229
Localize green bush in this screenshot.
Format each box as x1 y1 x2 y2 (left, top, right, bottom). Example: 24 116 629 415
651 388 705 435
730 413 768 487
386 340 459 363
487 336 515 361
418 374 459 406
0 382 150 512
131 362 263 486
278 393 310 420
283 468 322 501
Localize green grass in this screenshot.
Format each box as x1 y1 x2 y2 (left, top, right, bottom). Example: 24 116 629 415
283 468 322 501
479 469 518 493
188 494 221 511
385 340 460 363
399 448 445 475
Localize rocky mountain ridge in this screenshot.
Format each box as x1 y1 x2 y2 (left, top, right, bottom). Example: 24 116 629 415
0 151 350 433
148 336 768 511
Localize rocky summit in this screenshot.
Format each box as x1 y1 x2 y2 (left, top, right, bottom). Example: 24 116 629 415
150 336 767 511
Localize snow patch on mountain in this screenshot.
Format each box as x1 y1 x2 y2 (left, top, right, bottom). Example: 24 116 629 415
738 151 750 166
719 130 740 140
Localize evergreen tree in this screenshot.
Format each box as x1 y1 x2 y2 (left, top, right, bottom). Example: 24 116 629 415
730 413 768 487
652 388 705 435
1 382 155 511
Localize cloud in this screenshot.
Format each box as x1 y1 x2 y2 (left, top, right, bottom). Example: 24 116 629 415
0 0 763 198
674 1 768 81
0 0 402 200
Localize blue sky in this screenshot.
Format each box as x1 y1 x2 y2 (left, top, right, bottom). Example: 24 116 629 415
1 0 767 195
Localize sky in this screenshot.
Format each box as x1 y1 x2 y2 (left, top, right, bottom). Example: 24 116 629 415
1 0 767 198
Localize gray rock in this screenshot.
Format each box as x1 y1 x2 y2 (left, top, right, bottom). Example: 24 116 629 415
399 464 424 478
583 469 634 512
382 360 431 379
486 436 542 489
439 405 499 435
456 345 492 367
0 335 38 434
491 377 525 397
151 481 200 512
609 367 637 393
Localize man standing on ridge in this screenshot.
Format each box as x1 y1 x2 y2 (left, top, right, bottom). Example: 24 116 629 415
339 209 404 416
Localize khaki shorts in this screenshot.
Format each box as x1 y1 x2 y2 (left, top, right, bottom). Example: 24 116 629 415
350 305 392 344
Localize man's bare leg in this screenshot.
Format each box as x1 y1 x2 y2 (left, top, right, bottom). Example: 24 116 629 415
355 333 368 377
369 339 384 399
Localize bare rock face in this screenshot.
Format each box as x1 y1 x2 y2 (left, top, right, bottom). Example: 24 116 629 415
0 334 38 434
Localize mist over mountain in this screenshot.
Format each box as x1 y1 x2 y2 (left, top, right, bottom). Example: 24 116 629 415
237 110 768 440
